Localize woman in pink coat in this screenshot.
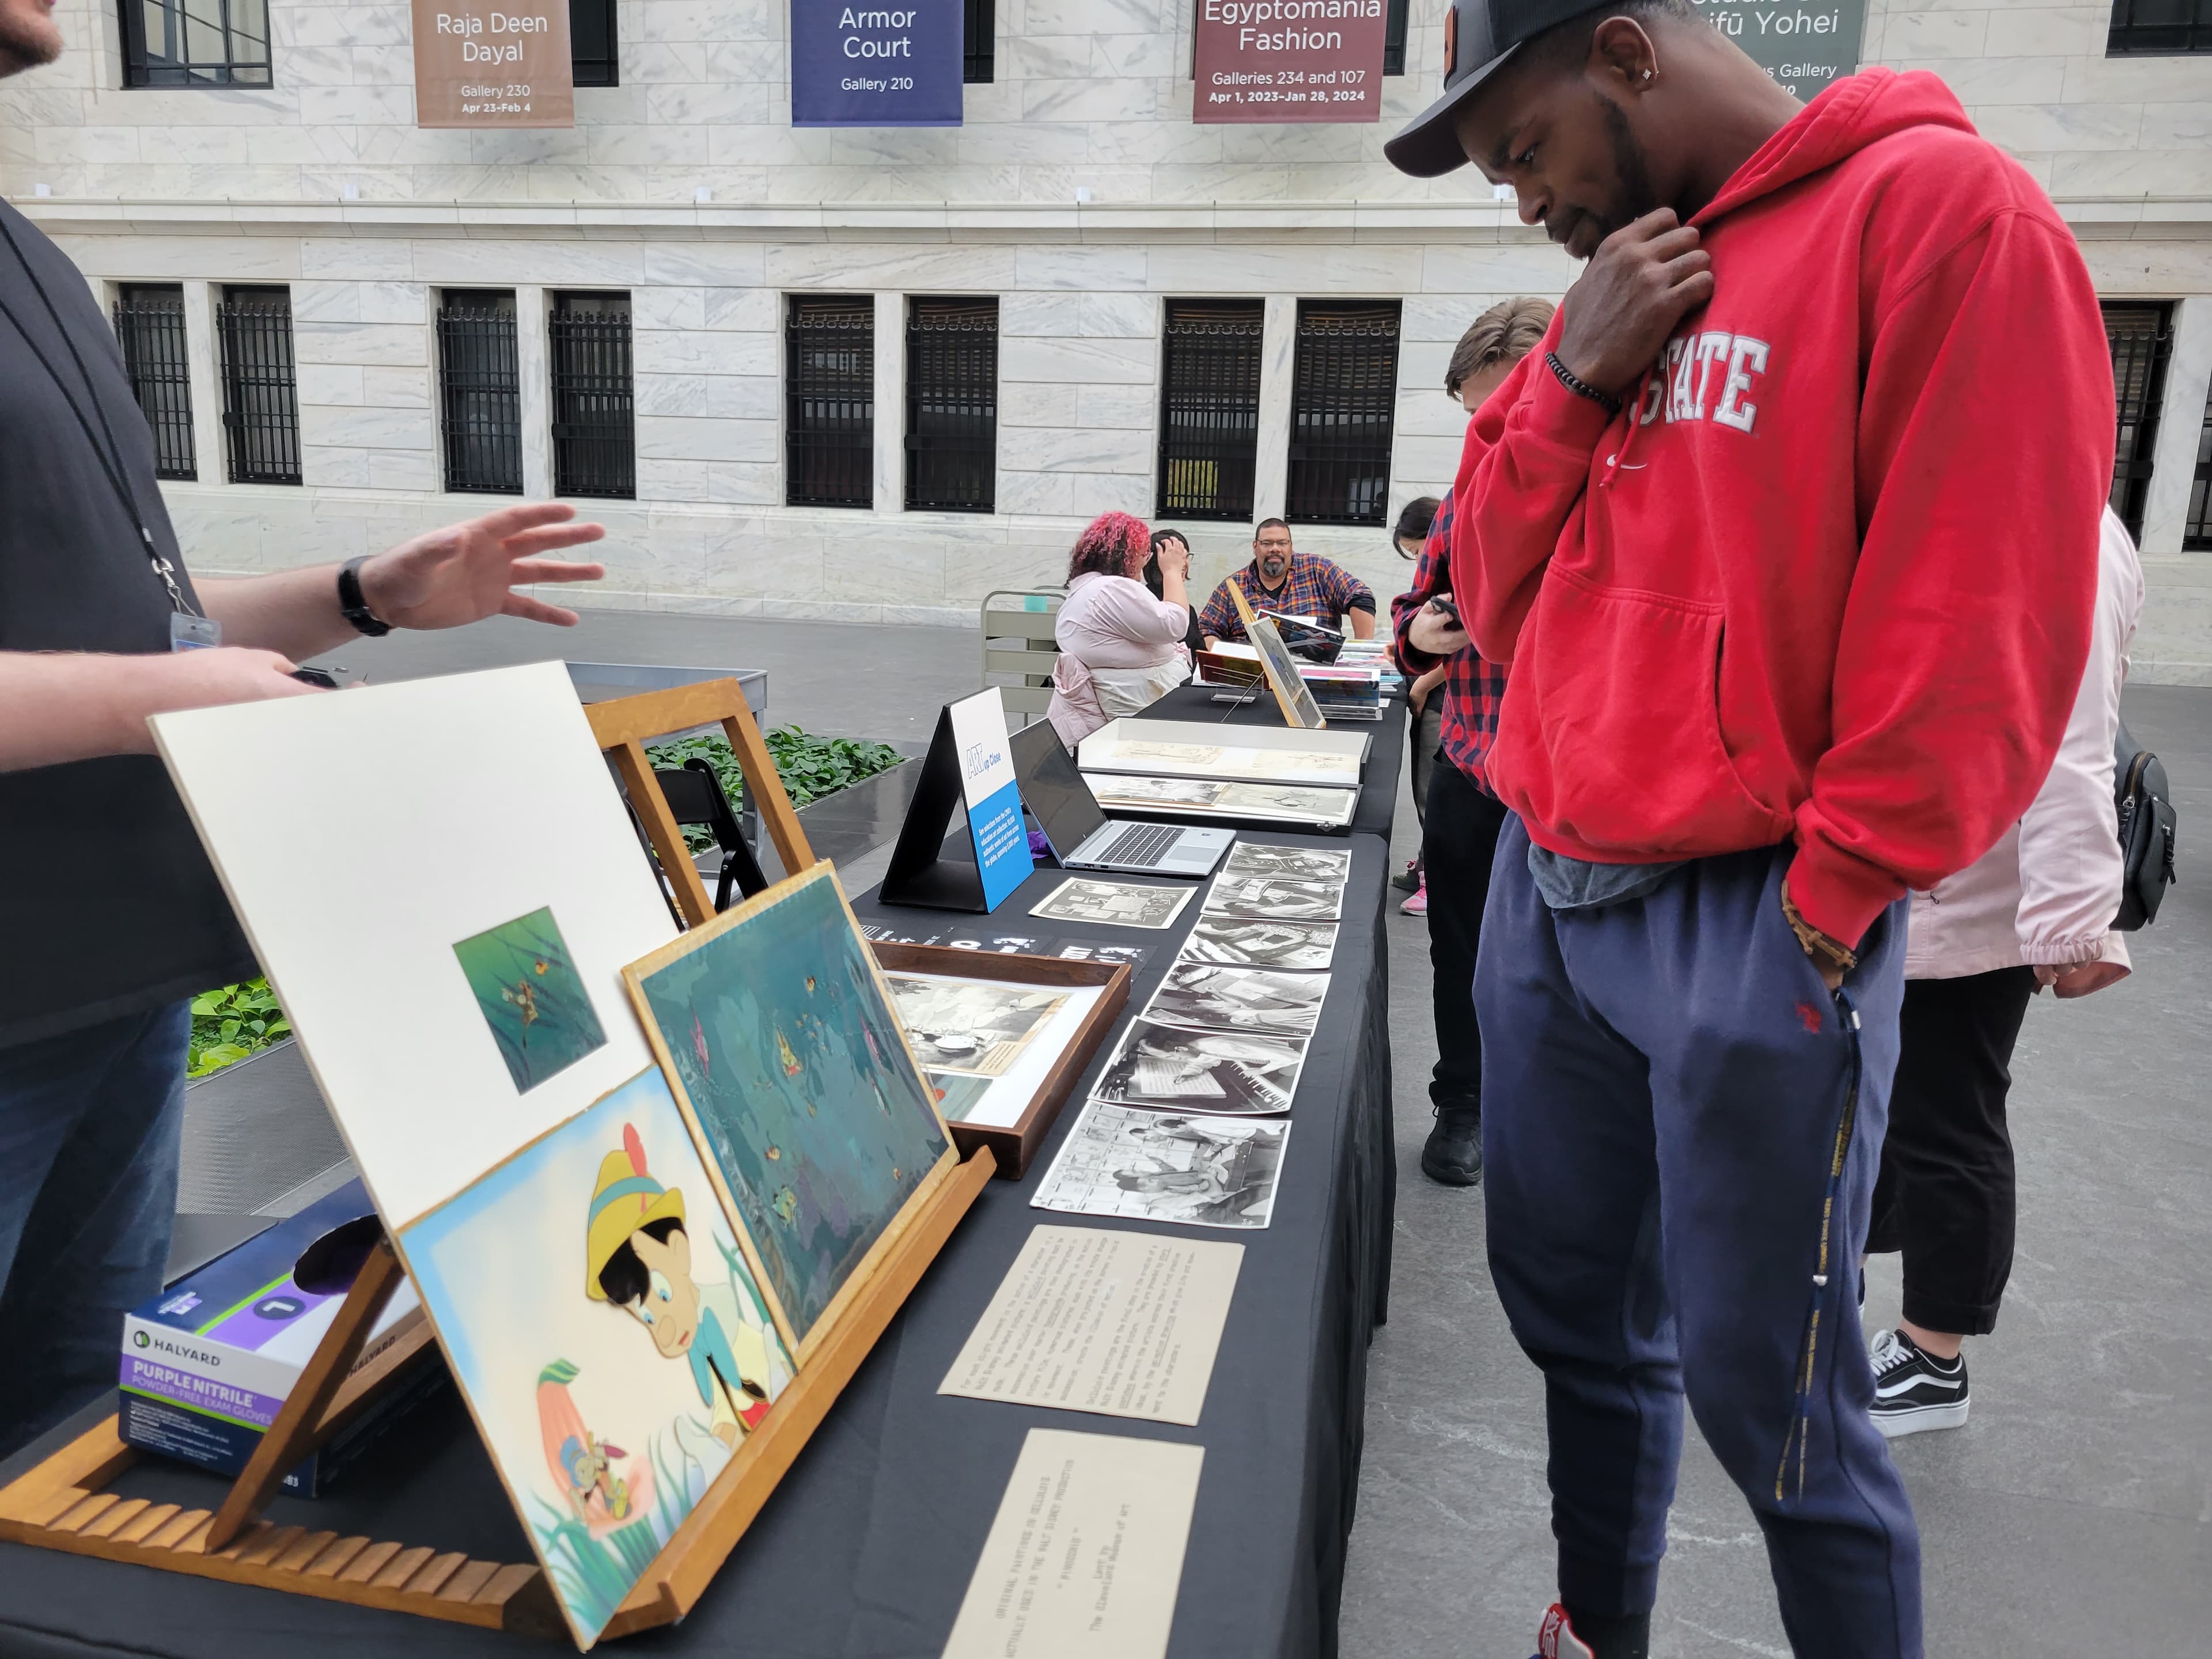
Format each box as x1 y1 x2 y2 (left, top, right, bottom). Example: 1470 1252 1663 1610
1046 512 1194 749
1864 507 2143 1437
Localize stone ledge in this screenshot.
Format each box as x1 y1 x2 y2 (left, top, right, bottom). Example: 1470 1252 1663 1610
22 192 2212 241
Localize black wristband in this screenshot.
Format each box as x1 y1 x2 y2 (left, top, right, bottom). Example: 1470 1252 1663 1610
1546 350 1623 417
337 556 391 637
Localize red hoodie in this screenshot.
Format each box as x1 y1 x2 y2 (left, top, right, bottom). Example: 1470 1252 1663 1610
1451 69 2112 950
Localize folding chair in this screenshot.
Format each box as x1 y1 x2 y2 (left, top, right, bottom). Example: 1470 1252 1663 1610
585 679 815 929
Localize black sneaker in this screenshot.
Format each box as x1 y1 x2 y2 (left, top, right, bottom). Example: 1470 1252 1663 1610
1868 1328 1968 1438
1391 858 1423 893
1420 1105 1482 1186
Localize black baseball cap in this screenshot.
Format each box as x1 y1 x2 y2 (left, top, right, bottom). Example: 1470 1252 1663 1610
1385 0 1601 178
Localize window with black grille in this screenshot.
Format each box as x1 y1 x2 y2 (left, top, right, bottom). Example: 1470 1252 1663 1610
112 283 195 481
2186 370 2211 551
1384 0 1410 73
906 298 997 513
215 286 300 485
550 292 635 499
1286 300 1401 528
437 291 524 495
571 0 618 85
1157 300 1263 521
2108 0 2212 54
965 0 994 81
786 296 875 510
2104 302 2172 540
119 0 272 86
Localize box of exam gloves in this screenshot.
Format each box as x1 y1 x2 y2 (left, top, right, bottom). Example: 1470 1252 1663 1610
118 1180 442 1495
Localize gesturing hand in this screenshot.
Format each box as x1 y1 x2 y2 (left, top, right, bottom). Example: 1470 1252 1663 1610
1555 208 1714 397
355 502 608 631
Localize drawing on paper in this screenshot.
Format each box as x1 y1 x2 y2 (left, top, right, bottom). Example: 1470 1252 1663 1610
885 974 1069 1078
452 906 609 1093
629 868 952 1350
1032 1101 1290 1229
402 1067 793 1649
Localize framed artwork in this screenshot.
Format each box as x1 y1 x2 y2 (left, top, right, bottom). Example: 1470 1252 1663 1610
624 864 960 1359
1227 583 1326 729
401 1067 794 1649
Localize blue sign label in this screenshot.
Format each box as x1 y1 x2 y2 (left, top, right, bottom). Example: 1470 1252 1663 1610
968 779 1033 911
791 0 964 128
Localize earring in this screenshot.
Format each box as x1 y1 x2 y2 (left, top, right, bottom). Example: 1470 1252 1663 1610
1643 69 1654 80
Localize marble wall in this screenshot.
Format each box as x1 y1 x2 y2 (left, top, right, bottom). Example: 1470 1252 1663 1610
5 0 2211 672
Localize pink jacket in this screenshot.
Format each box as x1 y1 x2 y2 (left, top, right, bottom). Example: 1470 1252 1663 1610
1046 571 1192 748
1906 507 2142 980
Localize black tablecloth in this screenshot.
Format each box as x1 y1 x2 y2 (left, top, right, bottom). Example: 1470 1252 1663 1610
0 840 1395 1659
1131 684 1405 843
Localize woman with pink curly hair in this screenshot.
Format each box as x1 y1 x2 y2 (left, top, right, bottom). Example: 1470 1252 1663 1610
1046 511 1194 748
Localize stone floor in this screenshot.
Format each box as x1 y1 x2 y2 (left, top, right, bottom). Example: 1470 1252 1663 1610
1342 681 2212 1658
256 614 2209 1651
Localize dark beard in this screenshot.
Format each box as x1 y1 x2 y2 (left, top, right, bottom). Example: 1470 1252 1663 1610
1592 92 1661 239
0 10 60 77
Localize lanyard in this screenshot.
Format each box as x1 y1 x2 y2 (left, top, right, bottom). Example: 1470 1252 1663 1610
0 210 199 618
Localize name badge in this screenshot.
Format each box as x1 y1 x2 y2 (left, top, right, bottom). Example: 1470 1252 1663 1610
169 613 222 651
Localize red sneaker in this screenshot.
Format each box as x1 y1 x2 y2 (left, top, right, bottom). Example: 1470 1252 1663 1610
1532 1604 1596 1659
1399 881 1427 916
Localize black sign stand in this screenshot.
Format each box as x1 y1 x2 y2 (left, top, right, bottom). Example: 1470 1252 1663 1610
878 703 991 912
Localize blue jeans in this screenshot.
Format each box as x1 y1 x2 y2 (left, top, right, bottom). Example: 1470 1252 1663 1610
0 1002 188 1459
1478 817 1921 1658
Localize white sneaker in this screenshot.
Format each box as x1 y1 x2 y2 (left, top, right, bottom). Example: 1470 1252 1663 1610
1869 1327 1969 1438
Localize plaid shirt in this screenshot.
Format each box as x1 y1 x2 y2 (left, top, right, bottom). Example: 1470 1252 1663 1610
1198 553 1376 645
1391 491 1508 796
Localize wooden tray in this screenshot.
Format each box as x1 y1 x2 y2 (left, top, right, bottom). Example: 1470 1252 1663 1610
870 944 1130 1180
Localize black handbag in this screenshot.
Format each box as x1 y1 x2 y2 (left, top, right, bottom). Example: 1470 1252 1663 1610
2113 717 2178 930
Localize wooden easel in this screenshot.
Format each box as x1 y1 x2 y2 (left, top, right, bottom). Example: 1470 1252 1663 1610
0 1140 994 1637
585 677 816 928
0 679 998 1641
0 1240 556 1633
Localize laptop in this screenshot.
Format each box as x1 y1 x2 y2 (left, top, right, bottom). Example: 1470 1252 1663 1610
1011 721 1235 877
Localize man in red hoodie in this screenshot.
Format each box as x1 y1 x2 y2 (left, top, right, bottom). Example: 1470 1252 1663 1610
1386 5 2110 1657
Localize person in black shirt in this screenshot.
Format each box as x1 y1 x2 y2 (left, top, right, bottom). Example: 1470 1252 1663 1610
0 1 608 1456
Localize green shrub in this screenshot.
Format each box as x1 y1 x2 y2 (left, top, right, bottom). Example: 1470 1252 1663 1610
645 727 903 849
187 978 290 1078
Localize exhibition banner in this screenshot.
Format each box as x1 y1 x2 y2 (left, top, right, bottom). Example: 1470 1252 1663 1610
946 688 1034 912
1194 0 1388 124
791 0 964 127
1693 0 1866 99
410 0 574 127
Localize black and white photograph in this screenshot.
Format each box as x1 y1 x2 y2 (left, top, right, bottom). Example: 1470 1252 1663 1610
1143 963 1331 1039
1030 1101 1291 1230
1222 843 1353 883
1203 874 1344 923
1211 783 1358 826
1180 918 1338 972
883 974 1071 1078
1030 876 1196 931
1085 775 1227 810
1091 1018 1308 1115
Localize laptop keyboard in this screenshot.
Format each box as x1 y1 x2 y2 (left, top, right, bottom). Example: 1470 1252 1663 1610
1094 821 1183 868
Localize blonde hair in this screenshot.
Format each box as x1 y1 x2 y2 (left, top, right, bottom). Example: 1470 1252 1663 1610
1445 297 1556 401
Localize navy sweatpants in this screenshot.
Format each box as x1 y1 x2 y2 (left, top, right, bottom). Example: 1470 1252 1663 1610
1477 817 1921 1658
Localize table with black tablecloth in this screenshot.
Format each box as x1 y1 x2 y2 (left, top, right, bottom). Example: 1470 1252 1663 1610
1132 683 1406 843
0 833 1396 1659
